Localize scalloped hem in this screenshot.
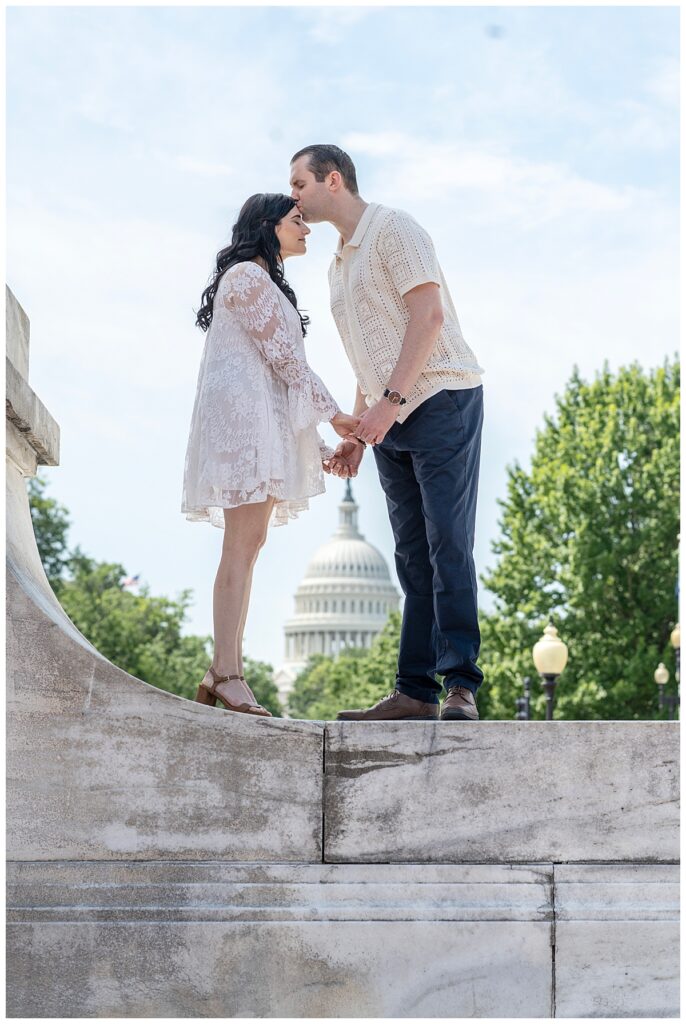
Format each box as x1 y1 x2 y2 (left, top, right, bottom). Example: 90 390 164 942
182 482 325 530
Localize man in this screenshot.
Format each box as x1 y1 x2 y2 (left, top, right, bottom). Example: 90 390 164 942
289 144 485 722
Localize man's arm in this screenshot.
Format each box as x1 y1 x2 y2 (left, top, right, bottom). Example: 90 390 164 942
353 382 368 418
385 283 444 395
354 282 444 446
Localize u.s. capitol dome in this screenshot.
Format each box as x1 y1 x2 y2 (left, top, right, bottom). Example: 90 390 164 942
274 480 400 701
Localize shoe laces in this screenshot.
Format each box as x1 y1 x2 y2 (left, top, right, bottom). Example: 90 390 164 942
448 685 471 699
374 690 398 707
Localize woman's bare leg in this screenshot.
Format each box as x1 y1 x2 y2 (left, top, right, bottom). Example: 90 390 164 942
236 567 253 676
209 496 274 706
236 563 269 705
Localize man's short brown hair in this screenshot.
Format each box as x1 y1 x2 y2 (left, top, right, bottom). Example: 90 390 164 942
290 144 359 195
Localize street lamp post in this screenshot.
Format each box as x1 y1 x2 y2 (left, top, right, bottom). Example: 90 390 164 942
515 676 532 720
532 623 569 721
670 622 680 687
670 623 680 720
654 662 670 715
655 659 679 720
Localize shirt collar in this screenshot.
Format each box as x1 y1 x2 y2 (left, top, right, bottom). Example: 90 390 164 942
334 203 379 258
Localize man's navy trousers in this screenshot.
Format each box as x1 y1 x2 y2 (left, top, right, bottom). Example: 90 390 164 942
372 385 484 705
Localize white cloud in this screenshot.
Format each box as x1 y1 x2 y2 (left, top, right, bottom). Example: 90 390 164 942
645 55 679 107
174 156 236 178
297 7 373 45
343 130 646 226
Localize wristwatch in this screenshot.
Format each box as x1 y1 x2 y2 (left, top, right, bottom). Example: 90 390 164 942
383 387 407 406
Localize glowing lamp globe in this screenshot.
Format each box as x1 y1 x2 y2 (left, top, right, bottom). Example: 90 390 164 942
532 623 569 677
654 663 670 686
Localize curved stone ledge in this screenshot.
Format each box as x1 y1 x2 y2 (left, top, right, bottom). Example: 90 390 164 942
7 560 324 863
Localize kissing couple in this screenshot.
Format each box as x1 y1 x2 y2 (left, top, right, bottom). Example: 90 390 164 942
182 144 485 722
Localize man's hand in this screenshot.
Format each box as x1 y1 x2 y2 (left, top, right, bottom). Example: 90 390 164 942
354 399 399 446
327 439 365 478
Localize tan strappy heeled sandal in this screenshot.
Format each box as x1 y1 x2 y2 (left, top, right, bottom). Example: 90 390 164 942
195 666 272 716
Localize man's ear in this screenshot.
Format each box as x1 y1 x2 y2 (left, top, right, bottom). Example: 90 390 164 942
328 170 342 192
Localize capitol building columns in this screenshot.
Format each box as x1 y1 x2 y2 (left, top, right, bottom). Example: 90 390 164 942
274 481 400 704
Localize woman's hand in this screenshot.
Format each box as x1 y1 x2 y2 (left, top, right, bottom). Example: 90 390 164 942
328 439 365 479
330 410 361 440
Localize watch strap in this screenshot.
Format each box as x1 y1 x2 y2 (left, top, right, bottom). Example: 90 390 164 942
383 387 407 406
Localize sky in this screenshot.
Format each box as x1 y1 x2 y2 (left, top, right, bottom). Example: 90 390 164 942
6 5 679 673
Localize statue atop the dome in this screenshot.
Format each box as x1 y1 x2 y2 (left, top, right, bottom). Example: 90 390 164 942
337 480 361 538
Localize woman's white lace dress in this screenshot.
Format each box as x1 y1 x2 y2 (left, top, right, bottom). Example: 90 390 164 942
181 261 339 529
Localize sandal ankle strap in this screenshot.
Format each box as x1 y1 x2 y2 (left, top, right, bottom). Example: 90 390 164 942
208 667 241 683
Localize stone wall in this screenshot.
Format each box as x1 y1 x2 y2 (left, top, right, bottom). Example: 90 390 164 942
6 287 680 1017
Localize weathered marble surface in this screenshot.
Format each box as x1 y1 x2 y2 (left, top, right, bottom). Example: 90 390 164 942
7 860 553 922
555 920 679 1018
7 861 554 1018
6 356 60 466
554 863 680 920
8 920 554 1018
554 863 680 1018
324 721 680 863
7 569 324 863
9 860 679 1018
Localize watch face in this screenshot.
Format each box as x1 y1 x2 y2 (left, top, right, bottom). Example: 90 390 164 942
387 390 402 405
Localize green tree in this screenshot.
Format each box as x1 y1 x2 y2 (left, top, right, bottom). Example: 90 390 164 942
241 657 282 717
286 653 332 719
27 475 71 586
26 475 281 716
288 613 401 719
58 545 214 694
480 359 680 720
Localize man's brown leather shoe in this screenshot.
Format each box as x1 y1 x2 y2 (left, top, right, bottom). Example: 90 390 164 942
440 685 479 721
337 690 439 721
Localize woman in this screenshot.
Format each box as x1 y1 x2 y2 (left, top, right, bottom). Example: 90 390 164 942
181 193 359 716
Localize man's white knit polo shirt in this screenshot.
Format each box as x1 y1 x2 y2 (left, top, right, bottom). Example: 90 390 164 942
328 202 484 424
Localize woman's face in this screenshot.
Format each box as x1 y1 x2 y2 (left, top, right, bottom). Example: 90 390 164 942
274 205 310 259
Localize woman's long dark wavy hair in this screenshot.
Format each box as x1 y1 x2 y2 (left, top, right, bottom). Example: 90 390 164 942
195 193 310 336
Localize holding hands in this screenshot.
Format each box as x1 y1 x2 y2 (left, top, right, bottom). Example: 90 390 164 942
325 411 364 478
324 399 400 477
353 399 399 446
330 411 361 440
324 439 365 479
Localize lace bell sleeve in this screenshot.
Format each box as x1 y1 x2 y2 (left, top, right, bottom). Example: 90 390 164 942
317 432 335 462
224 263 339 432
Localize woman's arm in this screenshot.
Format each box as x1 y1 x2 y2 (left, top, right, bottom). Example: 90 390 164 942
224 263 339 431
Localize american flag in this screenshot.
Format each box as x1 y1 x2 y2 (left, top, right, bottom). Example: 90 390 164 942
121 574 141 589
